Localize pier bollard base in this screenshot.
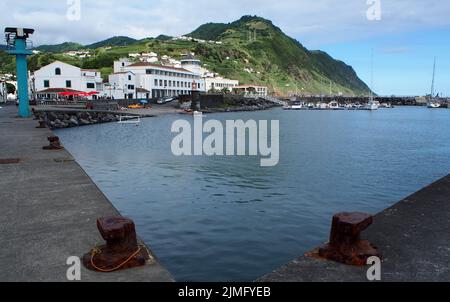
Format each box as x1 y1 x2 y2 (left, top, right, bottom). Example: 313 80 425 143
82 217 151 273
315 212 380 266
82 244 150 272
42 136 63 150
36 120 47 128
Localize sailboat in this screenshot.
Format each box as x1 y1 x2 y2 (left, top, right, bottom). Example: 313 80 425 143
364 49 379 110
427 57 441 108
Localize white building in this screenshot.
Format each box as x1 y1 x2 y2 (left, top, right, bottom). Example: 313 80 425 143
180 54 203 76
112 58 205 99
105 71 137 99
32 61 103 99
234 85 268 97
204 77 239 92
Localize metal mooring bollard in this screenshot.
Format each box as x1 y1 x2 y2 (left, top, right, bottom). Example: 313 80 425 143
317 212 380 266
36 120 47 128
82 217 150 272
42 136 62 150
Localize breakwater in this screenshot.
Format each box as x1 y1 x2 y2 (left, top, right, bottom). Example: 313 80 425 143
33 108 150 129
199 94 279 113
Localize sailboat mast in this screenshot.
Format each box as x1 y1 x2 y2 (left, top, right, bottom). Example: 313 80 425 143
369 48 374 101
431 57 436 98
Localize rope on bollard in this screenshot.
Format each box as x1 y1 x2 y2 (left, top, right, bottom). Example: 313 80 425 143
90 246 142 272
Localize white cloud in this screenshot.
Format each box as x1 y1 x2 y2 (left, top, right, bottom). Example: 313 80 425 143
0 0 449 47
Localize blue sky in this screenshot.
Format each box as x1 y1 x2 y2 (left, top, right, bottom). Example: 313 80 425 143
1 0 449 96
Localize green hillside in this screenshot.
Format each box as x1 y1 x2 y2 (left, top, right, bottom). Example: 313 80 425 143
34 42 84 53
0 16 370 96
187 16 370 95
85 36 138 49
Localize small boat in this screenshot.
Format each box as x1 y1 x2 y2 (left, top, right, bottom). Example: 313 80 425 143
427 101 440 108
329 100 340 110
427 57 441 109
317 103 329 110
118 115 141 124
363 100 379 111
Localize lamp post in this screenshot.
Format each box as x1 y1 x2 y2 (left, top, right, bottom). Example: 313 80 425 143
5 27 34 117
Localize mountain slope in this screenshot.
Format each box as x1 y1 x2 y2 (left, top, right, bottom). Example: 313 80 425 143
34 42 84 53
188 16 370 95
188 22 229 41
85 36 137 49
33 36 138 52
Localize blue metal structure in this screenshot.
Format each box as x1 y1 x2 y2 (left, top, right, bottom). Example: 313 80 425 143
5 28 34 117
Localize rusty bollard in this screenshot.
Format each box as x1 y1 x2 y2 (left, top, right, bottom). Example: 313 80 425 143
82 217 150 272
42 136 63 150
317 212 380 266
36 120 47 128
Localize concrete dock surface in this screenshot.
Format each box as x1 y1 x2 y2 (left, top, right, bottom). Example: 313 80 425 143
0 105 174 282
258 174 450 282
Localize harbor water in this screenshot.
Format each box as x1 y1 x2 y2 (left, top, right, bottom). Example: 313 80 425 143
55 107 450 281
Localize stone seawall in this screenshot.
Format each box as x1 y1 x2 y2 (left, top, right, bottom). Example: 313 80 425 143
33 109 144 129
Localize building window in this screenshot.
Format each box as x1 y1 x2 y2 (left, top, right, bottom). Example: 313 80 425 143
44 80 50 88
164 80 167 87
154 79 158 86
168 80 172 87
55 68 61 75
87 83 95 89
66 80 71 88
159 80 163 86
128 85 134 90
128 75 132 81
146 69 152 74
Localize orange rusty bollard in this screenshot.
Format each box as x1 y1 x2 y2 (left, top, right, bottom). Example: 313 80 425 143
317 212 380 266
83 217 150 272
36 120 47 128
42 136 63 150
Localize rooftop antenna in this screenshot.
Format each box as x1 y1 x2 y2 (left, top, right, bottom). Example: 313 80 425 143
4 27 34 117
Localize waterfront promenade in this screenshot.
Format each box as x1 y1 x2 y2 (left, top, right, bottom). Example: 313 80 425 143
258 174 450 282
0 105 174 281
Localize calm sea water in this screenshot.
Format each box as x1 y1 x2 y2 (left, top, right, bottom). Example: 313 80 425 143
55 107 450 281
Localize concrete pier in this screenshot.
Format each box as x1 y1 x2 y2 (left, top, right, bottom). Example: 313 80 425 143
0 105 174 281
258 174 450 282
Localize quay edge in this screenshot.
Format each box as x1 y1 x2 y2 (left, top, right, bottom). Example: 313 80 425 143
0 105 174 282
